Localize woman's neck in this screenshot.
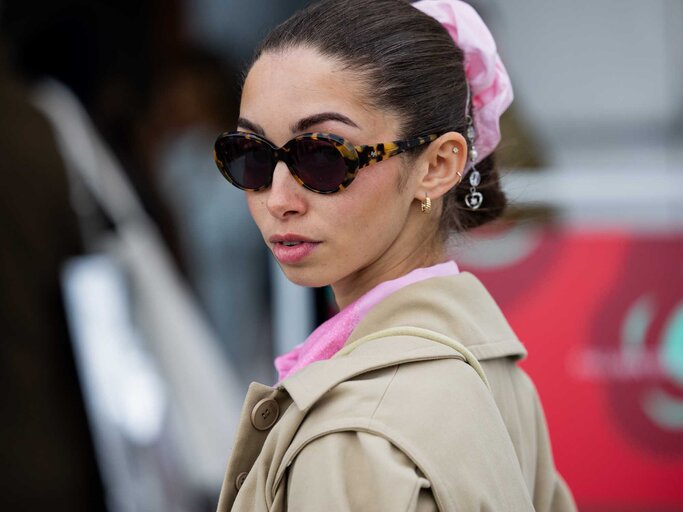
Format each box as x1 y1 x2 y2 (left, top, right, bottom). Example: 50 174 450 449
331 242 447 310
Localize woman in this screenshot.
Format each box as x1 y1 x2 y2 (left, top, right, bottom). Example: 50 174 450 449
212 0 577 510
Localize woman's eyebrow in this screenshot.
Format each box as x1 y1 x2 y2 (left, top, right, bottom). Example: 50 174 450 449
291 112 359 133
236 117 266 136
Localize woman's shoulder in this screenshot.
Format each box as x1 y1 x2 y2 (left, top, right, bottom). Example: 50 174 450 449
288 352 514 461
282 326 515 441
340 355 508 437
285 356 534 511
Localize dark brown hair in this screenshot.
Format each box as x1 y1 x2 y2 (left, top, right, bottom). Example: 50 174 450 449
249 0 506 234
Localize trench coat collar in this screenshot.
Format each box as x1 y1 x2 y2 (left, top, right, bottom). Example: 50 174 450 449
280 272 526 412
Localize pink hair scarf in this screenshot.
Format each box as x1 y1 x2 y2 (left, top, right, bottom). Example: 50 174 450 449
413 0 513 165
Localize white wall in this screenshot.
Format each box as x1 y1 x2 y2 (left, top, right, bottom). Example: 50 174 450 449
489 0 683 171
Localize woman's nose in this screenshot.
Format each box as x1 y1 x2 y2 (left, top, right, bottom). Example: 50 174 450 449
266 161 307 219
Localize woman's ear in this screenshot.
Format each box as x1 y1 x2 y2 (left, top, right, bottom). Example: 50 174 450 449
415 132 467 201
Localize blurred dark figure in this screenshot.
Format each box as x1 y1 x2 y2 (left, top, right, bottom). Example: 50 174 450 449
0 0 173 241
0 40 105 509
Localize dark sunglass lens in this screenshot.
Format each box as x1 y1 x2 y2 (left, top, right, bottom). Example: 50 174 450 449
290 138 350 192
217 137 273 189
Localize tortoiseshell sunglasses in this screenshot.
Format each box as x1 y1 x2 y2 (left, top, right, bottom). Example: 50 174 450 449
213 131 442 194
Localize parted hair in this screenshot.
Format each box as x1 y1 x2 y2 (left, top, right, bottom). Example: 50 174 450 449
249 0 506 234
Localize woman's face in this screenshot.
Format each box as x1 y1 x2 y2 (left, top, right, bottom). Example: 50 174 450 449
239 46 437 306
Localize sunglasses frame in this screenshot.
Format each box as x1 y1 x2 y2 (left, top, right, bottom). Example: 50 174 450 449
213 131 443 194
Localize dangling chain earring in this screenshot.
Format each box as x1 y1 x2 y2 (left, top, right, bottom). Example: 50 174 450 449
464 89 483 210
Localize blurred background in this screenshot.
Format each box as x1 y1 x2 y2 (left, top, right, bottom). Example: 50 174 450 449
0 0 681 510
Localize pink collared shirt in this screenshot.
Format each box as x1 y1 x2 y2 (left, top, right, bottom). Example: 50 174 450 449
274 260 460 384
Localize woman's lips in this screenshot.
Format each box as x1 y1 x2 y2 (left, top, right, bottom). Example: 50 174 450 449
269 234 321 264
271 241 320 264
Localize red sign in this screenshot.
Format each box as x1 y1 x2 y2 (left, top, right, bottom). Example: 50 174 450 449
462 228 683 510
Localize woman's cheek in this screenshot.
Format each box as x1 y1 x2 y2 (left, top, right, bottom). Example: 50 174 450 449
245 193 268 235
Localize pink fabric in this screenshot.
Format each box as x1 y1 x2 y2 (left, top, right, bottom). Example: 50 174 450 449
413 0 514 167
274 261 460 384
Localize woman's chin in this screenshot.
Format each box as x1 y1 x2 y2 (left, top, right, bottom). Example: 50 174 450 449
277 263 336 289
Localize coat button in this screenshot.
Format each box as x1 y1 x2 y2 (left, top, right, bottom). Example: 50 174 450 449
235 471 248 491
251 398 279 431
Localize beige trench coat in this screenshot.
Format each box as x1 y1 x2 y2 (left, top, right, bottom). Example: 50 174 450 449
217 273 577 511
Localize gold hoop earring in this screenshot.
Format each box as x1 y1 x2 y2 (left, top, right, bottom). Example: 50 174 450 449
421 195 432 214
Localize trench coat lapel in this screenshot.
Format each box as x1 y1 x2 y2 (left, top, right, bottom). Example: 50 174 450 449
345 272 527 361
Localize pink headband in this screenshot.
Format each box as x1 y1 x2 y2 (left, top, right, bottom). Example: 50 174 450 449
413 0 513 164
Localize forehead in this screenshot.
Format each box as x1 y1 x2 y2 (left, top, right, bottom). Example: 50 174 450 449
240 46 397 141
